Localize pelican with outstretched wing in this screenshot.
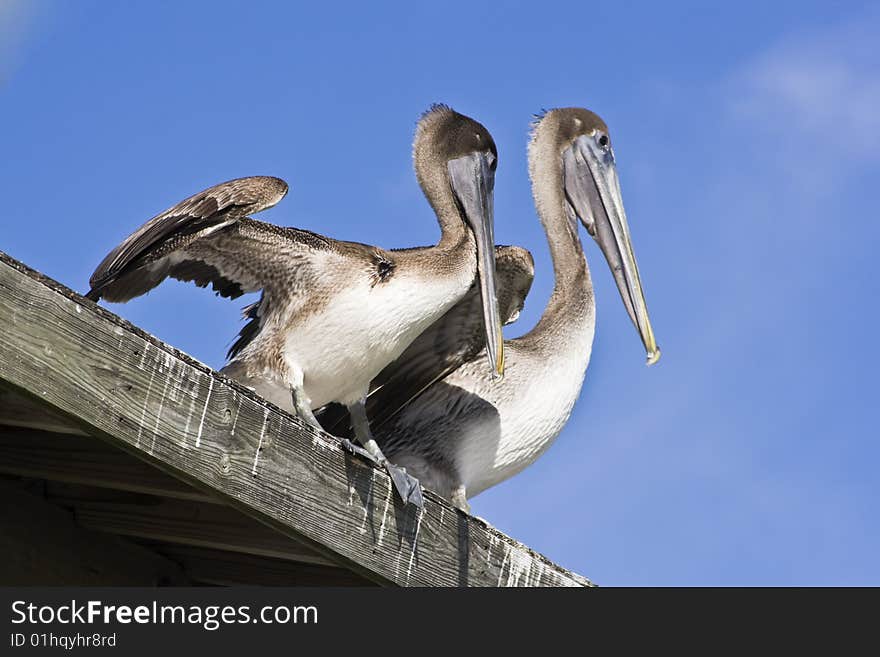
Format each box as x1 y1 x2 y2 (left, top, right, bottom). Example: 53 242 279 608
85 105 506 507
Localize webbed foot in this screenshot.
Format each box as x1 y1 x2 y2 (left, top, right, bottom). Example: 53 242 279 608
340 438 424 507
384 462 424 508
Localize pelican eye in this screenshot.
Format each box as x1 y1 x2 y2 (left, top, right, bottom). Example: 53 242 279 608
597 134 609 149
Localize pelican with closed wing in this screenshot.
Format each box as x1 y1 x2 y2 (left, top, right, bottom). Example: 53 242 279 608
85 105 506 507
319 107 659 511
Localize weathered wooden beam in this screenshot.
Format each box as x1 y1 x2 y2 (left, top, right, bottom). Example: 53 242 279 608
0 386 87 435
147 544 374 586
0 425 212 503
0 480 188 585
0 251 592 587
43 482 335 567
0 426 215 502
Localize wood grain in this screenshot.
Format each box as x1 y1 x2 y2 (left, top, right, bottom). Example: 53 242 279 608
0 387 87 435
0 426 214 502
43 482 334 567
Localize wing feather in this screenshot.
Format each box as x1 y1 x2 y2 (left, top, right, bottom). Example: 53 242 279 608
86 176 291 302
227 297 263 361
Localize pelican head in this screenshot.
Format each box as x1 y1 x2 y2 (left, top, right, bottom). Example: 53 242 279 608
415 104 505 378
536 107 660 365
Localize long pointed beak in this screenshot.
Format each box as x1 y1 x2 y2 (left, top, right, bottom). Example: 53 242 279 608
565 135 660 365
448 151 505 378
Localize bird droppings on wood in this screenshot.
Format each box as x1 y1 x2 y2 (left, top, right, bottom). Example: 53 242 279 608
498 544 536 587
195 378 213 448
229 398 242 437
136 367 157 449
182 374 200 443
150 373 172 455
311 431 334 452
404 506 425 585
358 470 375 535
252 408 269 477
377 485 393 546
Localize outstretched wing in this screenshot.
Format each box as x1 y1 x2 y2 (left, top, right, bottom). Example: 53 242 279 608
86 176 305 302
316 245 534 435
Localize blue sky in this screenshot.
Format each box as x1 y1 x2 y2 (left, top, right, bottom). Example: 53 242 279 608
3 0 878 586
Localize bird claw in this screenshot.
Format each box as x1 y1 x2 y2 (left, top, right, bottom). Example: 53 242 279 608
339 438 374 461
384 462 424 508
339 438 424 507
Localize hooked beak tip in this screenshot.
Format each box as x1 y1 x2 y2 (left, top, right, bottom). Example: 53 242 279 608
493 340 506 380
646 346 661 366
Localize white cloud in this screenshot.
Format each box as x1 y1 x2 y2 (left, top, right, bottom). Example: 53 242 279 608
730 16 880 159
0 0 43 85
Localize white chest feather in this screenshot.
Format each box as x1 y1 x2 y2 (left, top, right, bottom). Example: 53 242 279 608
454 326 595 497
286 272 466 408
